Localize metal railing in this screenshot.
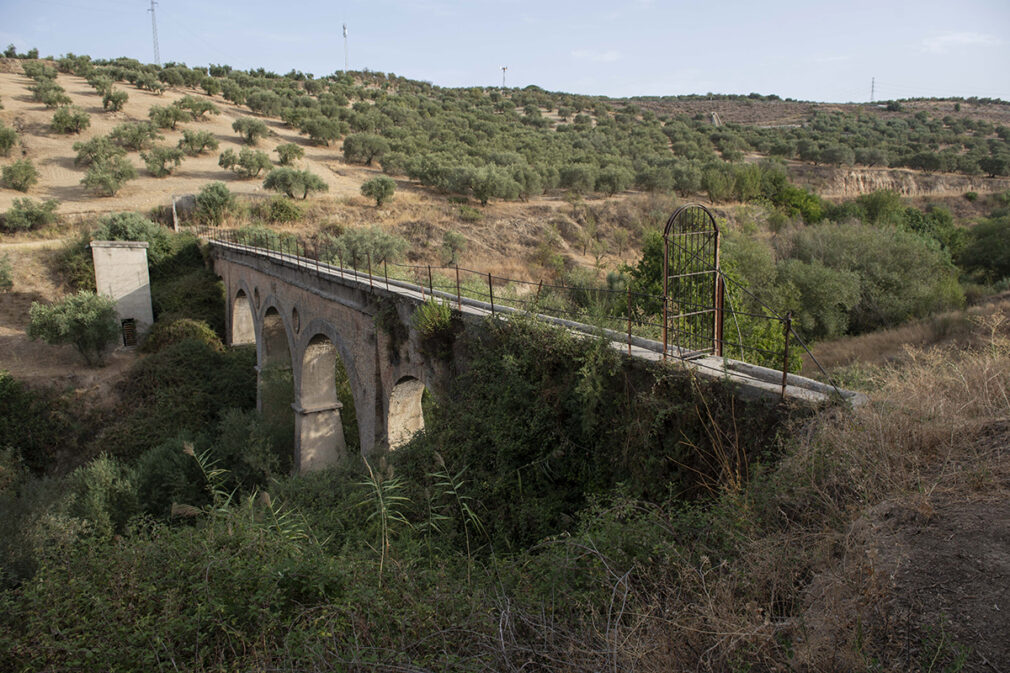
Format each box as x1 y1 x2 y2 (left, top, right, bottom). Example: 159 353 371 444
192 224 844 400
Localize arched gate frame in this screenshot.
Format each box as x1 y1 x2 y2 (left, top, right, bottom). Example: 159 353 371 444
663 204 724 358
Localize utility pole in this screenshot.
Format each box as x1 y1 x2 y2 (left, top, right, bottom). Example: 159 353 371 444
871 77 875 103
148 0 160 67
343 24 349 72
501 65 507 90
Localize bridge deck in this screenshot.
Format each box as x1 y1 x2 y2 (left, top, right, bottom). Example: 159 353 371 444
208 238 865 406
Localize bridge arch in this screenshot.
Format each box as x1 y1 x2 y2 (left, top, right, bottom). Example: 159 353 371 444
293 318 368 471
387 375 428 450
230 286 256 346
258 302 296 462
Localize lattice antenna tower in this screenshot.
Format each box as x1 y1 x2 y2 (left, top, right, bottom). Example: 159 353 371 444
343 23 349 72
501 65 507 89
871 77 875 103
148 0 160 67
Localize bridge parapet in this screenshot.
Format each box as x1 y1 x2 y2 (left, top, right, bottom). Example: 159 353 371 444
206 235 864 473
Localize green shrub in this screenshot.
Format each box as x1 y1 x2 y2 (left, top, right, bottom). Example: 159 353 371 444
50 105 90 134
109 121 162 151
173 95 219 121
964 191 978 202
0 123 17 157
232 117 270 144
148 104 188 130
1 198 59 233
0 254 11 292
263 167 328 199
95 339 256 460
2 159 39 192
150 267 226 336
958 215 1010 282
134 436 208 516
195 181 236 226
93 211 173 264
322 226 408 265
274 142 304 165
177 129 219 156
220 148 272 178
27 291 119 366
65 454 138 541
101 89 127 112
413 298 452 337
141 318 223 354
141 145 185 177
257 196 303 222
360 175 396 206
73 135 125 167
80 156 136 196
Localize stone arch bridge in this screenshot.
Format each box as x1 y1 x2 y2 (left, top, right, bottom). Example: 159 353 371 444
210 239 857 473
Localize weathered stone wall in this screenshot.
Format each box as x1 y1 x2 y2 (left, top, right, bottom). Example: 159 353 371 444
91 241 154 339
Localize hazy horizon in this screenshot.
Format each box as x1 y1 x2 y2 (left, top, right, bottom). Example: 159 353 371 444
1 0 1008 103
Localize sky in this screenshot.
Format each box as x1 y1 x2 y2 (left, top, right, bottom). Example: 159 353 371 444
1 0 1008 102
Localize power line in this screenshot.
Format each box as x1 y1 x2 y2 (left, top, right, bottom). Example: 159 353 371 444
148 0 160 66
342 23 348 72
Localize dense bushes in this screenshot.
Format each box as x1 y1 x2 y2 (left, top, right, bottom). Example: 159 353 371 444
0 198 59 232
27 291 120 366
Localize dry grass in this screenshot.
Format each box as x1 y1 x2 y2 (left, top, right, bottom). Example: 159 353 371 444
528 315 1010 672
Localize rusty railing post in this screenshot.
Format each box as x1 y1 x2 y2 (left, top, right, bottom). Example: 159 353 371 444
662 297 669 361
427 265 433 296
488 273 495 316
535 279 543 306
627 288 632 355
455 264 461 310
781 311 792 399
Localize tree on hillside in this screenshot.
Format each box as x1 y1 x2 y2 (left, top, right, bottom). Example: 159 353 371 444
195 182 236 226
102 89 128 112
0 254 12 293
360 176 396 206
1 198 60 233
28 291 120 366
110 122 162 151
263 167 328 199
232 118 270 145
148 105 189 130
177 130 219 156
2 159 39 192
141 146 185 177
81 156 137 196
342 133 389 165
173 95 220 121
219 148 272 178
51 106 91 134
73 136 125 167
274 143 304 166
0 123 20 157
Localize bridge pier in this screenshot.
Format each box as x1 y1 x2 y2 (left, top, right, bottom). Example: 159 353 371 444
293 402 344 472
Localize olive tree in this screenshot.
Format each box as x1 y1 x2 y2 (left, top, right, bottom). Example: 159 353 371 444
2 159 39 192
141 146 185 177
109 122 162 151
177 129 219 156
28 291 120 366
232 118 270 145
195 182 236 226
342 133 389 165
51 106 91 134
263 167 328 199
360 175 396 206
275 142 305 165
81 156 137 196
102 89 128 112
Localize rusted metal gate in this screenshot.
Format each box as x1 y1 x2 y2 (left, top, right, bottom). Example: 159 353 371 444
663 204 724 358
